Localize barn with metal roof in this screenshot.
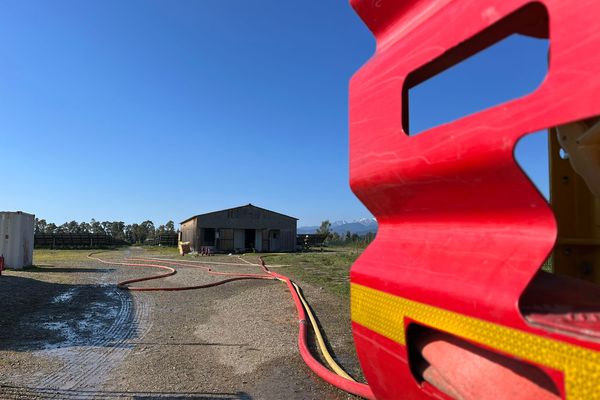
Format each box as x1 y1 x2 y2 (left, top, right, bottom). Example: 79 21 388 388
180 204 297 253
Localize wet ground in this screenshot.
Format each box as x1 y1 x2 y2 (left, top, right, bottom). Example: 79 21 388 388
0 248 361 399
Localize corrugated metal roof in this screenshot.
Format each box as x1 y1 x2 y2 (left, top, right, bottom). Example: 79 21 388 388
180 204 298 224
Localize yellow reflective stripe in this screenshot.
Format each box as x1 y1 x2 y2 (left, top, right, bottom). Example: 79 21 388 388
351 283 600 399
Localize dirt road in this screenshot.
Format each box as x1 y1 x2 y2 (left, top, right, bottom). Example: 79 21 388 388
0 248 361 399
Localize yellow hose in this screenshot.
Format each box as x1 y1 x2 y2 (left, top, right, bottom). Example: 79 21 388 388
250 255 356 381
291 281 356 381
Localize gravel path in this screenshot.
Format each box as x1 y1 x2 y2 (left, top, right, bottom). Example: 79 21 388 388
0 248 361 399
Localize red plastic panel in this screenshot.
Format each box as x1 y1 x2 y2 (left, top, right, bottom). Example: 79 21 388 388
348 0 600 399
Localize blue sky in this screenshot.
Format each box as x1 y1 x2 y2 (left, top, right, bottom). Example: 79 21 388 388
0 1 548 227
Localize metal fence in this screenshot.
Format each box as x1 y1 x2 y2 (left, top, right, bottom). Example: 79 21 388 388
34 234 127 249
296 234 328 249
144 233 178 247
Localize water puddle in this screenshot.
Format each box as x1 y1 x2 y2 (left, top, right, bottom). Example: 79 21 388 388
51 288 78 304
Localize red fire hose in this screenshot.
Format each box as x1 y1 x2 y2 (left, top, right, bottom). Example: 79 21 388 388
263 262 375 399
88 252 375 399
87 255 275 291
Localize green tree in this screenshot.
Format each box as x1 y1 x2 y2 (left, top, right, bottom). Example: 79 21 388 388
35 218 47 234
89 219 104 234
131 223 142 243
363 231 376 244
316 220 331 237
45 223 57 234
124 224 134 243
65 221 79 233
110 221 126 240
141 220 155 240
330 232 341 244
101 221 111 235
345 231 352 243
79 221 91 233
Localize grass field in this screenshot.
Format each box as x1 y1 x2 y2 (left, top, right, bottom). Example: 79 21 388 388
32 246 181 265
128 245 363 298
32 249 108 264
30 246 363 298
252 247 364 297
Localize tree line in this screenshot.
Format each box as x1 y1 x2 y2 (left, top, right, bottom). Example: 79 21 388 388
314 220 376 246
34 218 177 244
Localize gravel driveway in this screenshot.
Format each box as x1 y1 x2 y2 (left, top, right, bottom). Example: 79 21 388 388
0 248 361 399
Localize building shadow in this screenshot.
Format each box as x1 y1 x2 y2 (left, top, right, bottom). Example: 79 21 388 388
26 266 116 273
0 274 136 352
0 385 252 399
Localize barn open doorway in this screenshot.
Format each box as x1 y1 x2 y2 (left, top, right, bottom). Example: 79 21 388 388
245 229 255 250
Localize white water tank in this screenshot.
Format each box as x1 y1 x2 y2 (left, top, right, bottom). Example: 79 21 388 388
0 211 35 270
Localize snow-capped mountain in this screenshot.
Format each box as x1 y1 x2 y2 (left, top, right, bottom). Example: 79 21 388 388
330 220 349 227
298 218 377 235
355 217 377 226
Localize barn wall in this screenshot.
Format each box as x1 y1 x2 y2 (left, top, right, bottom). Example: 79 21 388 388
219 228 234 251
261 229 269 251
279 228 296 252
181 205 297 252
180 219 197 250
